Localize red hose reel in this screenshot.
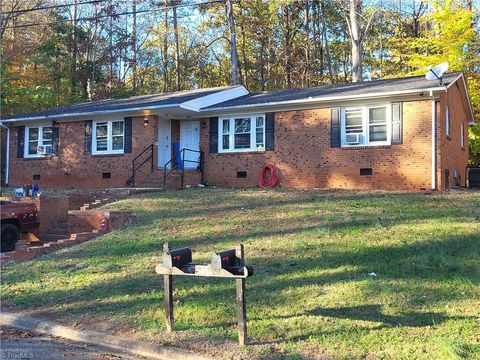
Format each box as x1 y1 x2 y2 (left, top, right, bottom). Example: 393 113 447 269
258 164 281 188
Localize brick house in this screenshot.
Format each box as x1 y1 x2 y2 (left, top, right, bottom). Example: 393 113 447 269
0 73 475 191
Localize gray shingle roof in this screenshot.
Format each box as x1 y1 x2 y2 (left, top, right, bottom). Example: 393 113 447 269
1 86 235 120
206 72 462 109
1 73 463 121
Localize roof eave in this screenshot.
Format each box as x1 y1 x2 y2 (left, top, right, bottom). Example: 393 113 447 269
449 73 475 123
202 87 447 113
0 103 181 124
0 86 250 124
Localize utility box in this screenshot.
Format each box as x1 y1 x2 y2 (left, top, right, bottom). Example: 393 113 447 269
468 168 480 188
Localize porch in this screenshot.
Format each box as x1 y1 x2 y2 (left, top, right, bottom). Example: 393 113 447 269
127 117 204 189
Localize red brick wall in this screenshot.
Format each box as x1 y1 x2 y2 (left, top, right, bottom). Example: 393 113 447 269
8 88 469 191
201 100 435 191
436 83 470 190
9 115 158 188
68 210 133 233
17 193 93 235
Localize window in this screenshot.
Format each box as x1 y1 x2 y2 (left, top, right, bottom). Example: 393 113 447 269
255 116 265 148
460 123 465 149
235 118 250 149
368 107 387 142
92 120 124 154
446 106 450 137
341 105 391 147
25 125 53 158
219 115 265 152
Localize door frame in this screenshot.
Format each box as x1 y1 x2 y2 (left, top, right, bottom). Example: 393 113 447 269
179 120 200 169
157 118 172 169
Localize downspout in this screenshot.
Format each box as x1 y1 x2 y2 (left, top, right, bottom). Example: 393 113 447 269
430 90 436 190
0 123 10 187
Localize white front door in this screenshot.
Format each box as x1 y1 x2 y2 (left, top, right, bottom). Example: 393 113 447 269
158 119 171 168
180 120 200 169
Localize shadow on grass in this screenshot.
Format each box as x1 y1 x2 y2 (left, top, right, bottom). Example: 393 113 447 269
308 304 447 327
2 189 479 355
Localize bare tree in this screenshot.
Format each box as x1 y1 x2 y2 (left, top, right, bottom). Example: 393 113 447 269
131 0 137 92
163 2 169 92
225 0 239 85
71 0 78 96
172 2 181 90
0 0 44 40
337 0 378 82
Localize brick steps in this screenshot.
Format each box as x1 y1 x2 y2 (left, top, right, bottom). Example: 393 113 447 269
0 230 106 266
0 189 133 266
38 233 69 241
136 169 202 189
46 228 70 235
79 197 113 211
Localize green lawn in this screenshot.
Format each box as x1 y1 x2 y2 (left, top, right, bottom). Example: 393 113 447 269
1 189 480 359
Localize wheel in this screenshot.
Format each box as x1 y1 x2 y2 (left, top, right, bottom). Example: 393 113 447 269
1 224 20 252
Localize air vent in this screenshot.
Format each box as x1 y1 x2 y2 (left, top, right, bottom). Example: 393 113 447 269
237 171 247 179
33 174 41 180
102 172 111 179
360 168 373 176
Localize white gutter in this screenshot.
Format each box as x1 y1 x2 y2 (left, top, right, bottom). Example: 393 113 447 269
204 87 447 112
430 90 437 191
0 123 10 186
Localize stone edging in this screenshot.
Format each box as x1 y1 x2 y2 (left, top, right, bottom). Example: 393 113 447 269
0 312 213 360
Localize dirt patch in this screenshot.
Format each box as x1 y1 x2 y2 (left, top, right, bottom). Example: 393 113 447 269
0 326 35 340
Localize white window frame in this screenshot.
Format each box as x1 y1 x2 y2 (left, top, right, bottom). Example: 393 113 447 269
460 122 464 149
218 114 266 153
92 119 125 155
340 104 391 147
24 123 53 158
446 105 450 137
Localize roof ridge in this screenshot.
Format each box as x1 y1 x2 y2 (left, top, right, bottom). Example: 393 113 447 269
246 72 462 97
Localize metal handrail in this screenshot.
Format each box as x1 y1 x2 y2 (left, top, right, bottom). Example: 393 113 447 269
163 148 203 189
129 144 154 187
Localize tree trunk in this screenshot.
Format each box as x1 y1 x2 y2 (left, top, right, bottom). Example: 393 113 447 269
260 37 266 91
132 0 137 92
283 4 292 88
109 0 113 90
320 0 334 84
71 0 78 97
241 20 247 86
163 3 169 92
173 4 181 91
226 0 239 85
349 0 362 82
303 0 310 87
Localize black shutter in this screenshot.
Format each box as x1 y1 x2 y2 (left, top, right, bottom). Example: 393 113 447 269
331 107 341 148
17 126 25 158
209 117 218 153
52 121 60 156
124 117 132 153
84 120 92 155
265 112 275 151
391 102 403 145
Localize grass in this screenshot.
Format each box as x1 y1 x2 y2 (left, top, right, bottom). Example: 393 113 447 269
1 188 480 359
